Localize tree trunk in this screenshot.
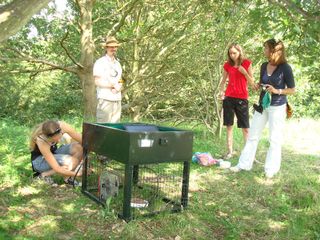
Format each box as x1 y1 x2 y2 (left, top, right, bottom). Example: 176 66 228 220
131 7 142 122
0 0 51 42
77 0 96 121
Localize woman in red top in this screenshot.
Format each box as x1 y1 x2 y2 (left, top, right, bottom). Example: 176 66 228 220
219 43 257 159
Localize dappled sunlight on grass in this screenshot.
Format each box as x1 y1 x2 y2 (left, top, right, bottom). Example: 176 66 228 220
6 211 23 223
17 186 41 196
254 175 279 186
204 201 217 207
189 165 230 198
62 203 77 212
1 118 320 239
18 216 61 237
317 176 320 184
268 219 287 231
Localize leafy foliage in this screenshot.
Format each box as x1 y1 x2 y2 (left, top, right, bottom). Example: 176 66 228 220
0 0 319 126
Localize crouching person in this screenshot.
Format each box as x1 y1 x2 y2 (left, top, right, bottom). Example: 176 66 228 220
30 120 83 186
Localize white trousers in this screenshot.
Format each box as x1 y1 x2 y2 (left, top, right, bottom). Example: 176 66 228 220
237 104 286 175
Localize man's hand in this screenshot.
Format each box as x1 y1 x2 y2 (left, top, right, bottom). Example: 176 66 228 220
113 82 122 92
111 83 122 94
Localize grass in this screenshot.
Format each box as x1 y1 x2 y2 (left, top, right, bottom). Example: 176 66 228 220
0 117 320 239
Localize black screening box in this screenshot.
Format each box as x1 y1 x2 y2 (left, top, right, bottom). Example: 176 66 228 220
81 122 193 221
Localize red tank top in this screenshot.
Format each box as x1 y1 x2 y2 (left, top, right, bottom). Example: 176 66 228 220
223 59 251 99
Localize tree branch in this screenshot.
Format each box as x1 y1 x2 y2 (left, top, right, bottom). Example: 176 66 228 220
0 0 51 42
60 28 84 69
23 58 78 73
2 67 69 74
280 0 320 21
1 47 78 74
108 0 141 36
269 0 320 21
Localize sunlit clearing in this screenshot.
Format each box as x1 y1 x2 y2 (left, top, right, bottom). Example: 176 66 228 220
284 119 320 156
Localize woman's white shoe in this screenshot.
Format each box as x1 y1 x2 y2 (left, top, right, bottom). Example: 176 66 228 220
265 172 275 179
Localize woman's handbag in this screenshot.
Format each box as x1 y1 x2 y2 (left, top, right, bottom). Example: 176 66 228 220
286 102 293 119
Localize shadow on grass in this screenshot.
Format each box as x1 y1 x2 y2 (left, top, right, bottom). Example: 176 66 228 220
0 171 123 239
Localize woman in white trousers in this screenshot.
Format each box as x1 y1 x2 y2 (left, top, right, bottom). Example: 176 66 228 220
230 39 295 178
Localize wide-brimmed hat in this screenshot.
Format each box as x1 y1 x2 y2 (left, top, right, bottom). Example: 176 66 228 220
102 36 121 47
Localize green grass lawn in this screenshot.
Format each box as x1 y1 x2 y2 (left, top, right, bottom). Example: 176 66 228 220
0 118 319 240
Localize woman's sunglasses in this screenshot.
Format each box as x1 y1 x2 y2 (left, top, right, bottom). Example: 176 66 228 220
47 128 62 137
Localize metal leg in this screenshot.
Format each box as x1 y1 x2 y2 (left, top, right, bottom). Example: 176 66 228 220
122 164 133 221
181 161 190 208
133 165 139 185
82 148 88 192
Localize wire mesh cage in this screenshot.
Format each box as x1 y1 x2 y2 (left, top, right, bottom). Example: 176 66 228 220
81 122 193 221
82 152 189 220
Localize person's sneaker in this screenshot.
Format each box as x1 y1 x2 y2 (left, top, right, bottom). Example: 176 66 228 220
64 177 82 187
36 175 58 187
265 172 275 179
230 165 242 172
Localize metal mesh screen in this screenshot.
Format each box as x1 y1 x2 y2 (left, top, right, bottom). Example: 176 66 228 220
83 152 187 220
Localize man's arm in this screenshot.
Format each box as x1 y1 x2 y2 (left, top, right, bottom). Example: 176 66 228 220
94 76 114 88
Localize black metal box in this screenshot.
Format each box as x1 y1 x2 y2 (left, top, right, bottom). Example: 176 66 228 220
82 122 193 164
81 122 193 221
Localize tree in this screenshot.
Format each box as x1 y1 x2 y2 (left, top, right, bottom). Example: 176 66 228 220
75 0 95 120
0 0 319 127
0 0 51 43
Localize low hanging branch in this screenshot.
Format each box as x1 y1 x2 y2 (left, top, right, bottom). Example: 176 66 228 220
1 47 78 74
24 58 78 73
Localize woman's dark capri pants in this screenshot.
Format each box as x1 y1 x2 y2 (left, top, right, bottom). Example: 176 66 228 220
223 97 249 128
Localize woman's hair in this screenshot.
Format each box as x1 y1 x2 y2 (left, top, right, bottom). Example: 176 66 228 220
264 39 287 65
29 120 60 150
227 43 245 66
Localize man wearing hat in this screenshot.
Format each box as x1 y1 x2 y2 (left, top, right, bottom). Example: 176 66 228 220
93 36 123 123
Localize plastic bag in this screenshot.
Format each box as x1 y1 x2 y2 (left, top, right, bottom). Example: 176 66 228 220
192 152 218 166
